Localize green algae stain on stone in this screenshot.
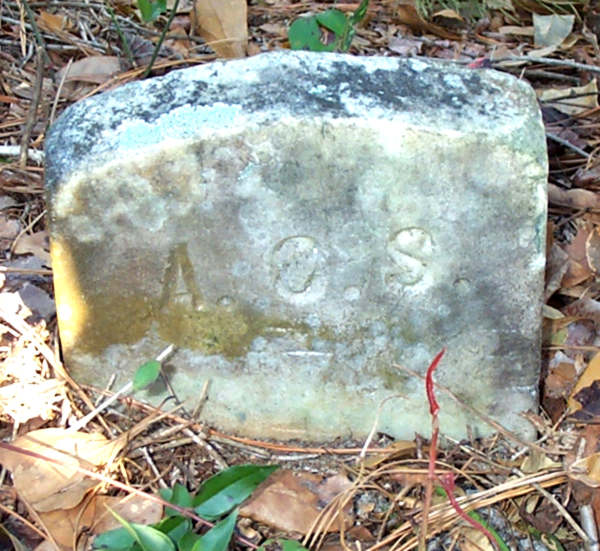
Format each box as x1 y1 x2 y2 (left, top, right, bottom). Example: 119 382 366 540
158 302 309 359
57 237 316 359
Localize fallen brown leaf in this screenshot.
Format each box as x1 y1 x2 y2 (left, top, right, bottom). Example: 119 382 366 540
560 222 594 288
37 10 72 34
56 56 121 84
569 451 600 488
0 428 125 512
540 81 598 117
386 1 461 40
545 359 577 399
13 230 51 266
586 227 600 273
544 242 569 300
240 470 353 534
568 351 600 414
193 0 247 58
39 494 162 547
548 183 600 210
574 165 600 188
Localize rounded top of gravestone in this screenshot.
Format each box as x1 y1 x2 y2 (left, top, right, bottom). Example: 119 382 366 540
45 51 540 191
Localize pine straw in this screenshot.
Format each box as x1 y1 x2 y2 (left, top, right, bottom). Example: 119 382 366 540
1 0 600 550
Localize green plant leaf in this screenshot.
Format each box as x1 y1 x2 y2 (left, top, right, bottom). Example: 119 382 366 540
193 465 278 520
258 539 309 551
316 9 352 50
288 17 336 52
350 0 369 25
133 360 161 391
191 510 238 551
153 515 192 544
339 27 356 52
138 0 167 23
469 510 510 551
108 508 175 551
179 532 200 551
316 9 348 35
161 482 193 516
93 527 136 550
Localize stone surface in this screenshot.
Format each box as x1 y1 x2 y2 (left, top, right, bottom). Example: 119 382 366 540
45 51 548 441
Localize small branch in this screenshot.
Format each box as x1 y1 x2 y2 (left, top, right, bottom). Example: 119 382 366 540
19 47 45 168
546 132 591 159
107 5 136 68
0 145 44 163
491 55 600 75
19 0 51 66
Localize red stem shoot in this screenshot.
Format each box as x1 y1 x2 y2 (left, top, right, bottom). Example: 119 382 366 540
439 473 500 551
425 348 445 416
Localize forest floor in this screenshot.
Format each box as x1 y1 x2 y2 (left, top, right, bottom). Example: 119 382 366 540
1 1 600 550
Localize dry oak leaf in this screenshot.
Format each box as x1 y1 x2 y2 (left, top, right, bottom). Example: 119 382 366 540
37 10 73 34
13 230 51 266
0 428 125 512
193 0 247 58
56 56 121 85
240 470 353 534
39 494 162 548
568 350 600 415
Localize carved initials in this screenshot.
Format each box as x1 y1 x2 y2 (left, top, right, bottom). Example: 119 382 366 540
160 243 203 310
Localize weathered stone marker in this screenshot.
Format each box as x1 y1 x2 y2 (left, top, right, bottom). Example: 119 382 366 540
45 51 547 441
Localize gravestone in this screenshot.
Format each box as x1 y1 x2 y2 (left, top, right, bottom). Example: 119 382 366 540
45 51 548 441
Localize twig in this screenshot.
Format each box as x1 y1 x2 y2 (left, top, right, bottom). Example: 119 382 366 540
581 504 600 551
19 47 44 168
18 0 50 65
360 393 405 460
546 132 591 159
80 383 398 455
513 467 590 544
9 208 46 257
0 145 44 163
140 446 168 488
0 266 52 275
50 57 71 125
503 68 580 83
107 5 136 68
490 56 600 75
183 427 228 470
0 501 47 539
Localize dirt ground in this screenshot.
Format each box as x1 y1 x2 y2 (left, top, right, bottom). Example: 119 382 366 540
1 1 600 550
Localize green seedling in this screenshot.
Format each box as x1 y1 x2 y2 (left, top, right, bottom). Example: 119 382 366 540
93 465 305 551
288 0 369 52
68 346 172 432
137 0 167 23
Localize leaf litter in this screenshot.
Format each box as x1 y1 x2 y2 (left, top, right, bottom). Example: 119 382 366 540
1 0 600 550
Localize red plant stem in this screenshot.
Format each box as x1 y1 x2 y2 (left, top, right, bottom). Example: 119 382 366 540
425 348 445 416
439 473 500 551
419 348 446 551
